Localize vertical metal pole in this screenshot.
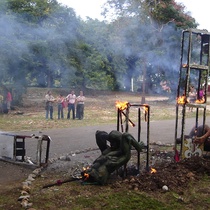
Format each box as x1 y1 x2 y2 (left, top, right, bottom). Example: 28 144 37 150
137 107 141 171
13 136 16 161
117 108 120 131
45 138 51 164
125 104 129 133
120 111 124 133
180 30 192 159
175 30 185 153
146 105 150 171
37 139 42 166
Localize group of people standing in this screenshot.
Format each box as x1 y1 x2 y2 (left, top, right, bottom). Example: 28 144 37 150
45 90 85 120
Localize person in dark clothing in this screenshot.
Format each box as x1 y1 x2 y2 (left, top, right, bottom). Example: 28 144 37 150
66 90 76 119
76 91 85 120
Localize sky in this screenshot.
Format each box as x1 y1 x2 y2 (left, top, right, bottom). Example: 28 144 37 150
57 0 210 31
57 0 106 21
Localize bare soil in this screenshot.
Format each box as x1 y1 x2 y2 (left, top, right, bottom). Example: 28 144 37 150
0 160 34 192
1 89 210 209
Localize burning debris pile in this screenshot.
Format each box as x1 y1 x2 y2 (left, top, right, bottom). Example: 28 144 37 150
112 156 210 193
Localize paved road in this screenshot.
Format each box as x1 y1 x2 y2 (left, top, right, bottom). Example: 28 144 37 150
1 117 210 162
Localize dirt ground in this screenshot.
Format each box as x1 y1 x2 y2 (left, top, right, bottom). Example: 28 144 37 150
1 89 210 195
0 160 34 192
1 145 210 194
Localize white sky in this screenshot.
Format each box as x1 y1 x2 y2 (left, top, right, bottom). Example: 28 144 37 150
57 0 210 31
57 0 106 21
176 0 209 31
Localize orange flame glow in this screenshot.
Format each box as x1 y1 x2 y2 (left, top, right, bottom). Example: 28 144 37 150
150 168 157 174
195 97 205 104
182 64 188 68
82 167 90 181
115 101 128 111
177 96 188 104
143 105 149 113
143 105 149 122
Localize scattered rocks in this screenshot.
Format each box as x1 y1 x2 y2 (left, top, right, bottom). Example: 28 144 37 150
162 185 169 191
18 167 43 209
112 156 210 193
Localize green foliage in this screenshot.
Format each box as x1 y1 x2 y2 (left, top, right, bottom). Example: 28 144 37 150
150 0 197 29
0 0 201 105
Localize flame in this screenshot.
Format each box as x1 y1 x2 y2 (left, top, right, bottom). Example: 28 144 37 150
150 168 157 174
195 97 205 104
142 104 149 122
177 96 188 104
82 167 90 181
143 105 148 113
143 105 149 114
115 101 128 111
83 172 89 180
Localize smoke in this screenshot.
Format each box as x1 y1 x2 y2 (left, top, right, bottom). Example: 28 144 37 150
0 4 79 89
0 1 186 97
108 16 182 94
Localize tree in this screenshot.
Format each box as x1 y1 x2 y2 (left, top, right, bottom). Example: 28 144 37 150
102 0 197 94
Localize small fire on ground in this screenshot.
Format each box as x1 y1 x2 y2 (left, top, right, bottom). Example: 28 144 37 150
150 167 157 174
81 167 90 181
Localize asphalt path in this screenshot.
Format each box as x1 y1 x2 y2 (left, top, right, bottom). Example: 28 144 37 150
1 117 210 162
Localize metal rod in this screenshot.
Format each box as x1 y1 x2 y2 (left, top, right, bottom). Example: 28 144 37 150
146 105 150 171
120 111 124 132
125 105 129 133
137 108 141 171
117 108 120 131
43 177 81 188
121 111 135 127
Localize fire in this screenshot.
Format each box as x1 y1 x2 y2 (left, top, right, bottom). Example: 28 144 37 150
82 167 90 181
143 104 149 113
150 167 157 174
182 64 188 68
115 101 128 111
195 97 205 104
143 104 149 121
177 96 188 104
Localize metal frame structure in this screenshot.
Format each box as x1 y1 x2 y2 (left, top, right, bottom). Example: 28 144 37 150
0 132 51 166
175 29 210 159
117 103 150 171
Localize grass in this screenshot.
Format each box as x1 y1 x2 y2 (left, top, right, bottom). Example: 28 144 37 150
1 88 210 209
1 87 209 132
1 174 207 210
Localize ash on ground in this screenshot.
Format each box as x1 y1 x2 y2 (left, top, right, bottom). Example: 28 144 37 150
40 144 210 193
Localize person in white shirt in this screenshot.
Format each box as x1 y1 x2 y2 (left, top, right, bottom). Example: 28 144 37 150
76 91 85 120
66 90 76 119
45 90 55 120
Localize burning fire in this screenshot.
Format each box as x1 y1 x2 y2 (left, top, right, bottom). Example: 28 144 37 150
177 96 188 104
142 104 149 122
115 101 128 111
150 167 157 174
82 167 90 181
195 97 205 104
143 104 149 113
